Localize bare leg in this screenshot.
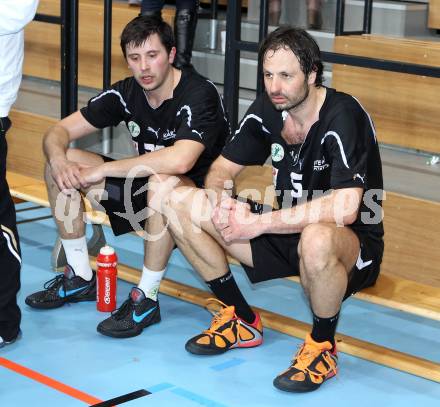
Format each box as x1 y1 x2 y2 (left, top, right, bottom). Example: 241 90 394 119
298 223 359 317
272 223 358 393
307 0 322 11
45 148 106 239
165 186 263 354
143 174 195 271
306 0 322 29
164 186 253 281
269 0 281 25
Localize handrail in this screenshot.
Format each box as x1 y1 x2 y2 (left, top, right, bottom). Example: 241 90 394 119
322 51 440 78
102 0 113 155
34 0 113 152
34 0 78 119
224 0 269 127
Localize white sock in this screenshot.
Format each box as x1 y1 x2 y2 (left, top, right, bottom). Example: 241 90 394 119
61 236 93 281
138 266 166 301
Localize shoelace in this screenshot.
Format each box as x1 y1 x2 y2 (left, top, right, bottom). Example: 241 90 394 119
111 297 134 320
43 274 66 291
292 343 337 378
202 298 239 338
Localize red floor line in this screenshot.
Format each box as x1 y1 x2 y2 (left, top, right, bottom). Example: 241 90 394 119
0 357 103 405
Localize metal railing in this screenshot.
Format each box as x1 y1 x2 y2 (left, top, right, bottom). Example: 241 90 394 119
102 0 113 154
34 0 113 152
223 0 440 127
34 0 440 131
34 0 78 118
224 0 269 128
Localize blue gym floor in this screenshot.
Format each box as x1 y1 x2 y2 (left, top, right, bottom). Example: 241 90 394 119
1 202 439 406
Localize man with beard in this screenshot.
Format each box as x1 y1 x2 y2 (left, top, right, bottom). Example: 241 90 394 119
25 16 237 340
161 26 384 392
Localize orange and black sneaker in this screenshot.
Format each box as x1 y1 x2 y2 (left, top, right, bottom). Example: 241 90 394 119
185 299 263 355
273 334 338 393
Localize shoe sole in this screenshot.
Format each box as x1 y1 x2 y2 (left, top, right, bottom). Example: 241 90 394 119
273 369 337 393
185 338 263 355
97 312 161 339
0 330 22 348
25 293 96 310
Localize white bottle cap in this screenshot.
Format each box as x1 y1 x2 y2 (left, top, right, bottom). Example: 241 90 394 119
99 245 115 255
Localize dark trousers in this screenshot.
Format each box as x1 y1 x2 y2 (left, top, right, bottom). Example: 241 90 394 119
141 0 199 13
0 117 21 342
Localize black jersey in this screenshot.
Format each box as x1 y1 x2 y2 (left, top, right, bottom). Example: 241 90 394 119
222 87 384 238
80 68 229 183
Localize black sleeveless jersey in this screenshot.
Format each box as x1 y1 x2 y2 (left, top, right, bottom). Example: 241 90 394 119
222 88 384 239
80 68 229 183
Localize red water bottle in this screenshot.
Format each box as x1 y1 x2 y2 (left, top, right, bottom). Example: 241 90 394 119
96 245 117 312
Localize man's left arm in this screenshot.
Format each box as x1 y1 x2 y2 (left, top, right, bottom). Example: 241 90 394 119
219 187 363 242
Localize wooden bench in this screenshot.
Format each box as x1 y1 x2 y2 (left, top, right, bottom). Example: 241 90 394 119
332 35 440 153
6 109 440 383
429 0 440 29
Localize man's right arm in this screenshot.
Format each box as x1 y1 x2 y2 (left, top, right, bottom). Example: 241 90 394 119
205 155 244 206
44 111 98 192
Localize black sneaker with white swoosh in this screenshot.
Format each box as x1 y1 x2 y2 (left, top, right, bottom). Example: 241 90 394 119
97 287 161 338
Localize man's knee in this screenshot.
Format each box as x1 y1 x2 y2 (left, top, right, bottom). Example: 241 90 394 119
167 186 212 225
299 223 338 275
147 174 179 213
167 186 196 215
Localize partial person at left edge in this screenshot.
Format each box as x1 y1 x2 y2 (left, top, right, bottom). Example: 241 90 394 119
0 0 40 348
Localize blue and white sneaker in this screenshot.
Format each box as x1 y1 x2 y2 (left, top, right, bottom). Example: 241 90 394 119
25 265 96 309
0 330 22 349
97 287 161 338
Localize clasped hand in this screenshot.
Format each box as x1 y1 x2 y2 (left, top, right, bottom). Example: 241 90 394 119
211 196 263 242
51 159 104 195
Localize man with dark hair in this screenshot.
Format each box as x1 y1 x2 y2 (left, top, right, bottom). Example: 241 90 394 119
25 16 233 339
162 26 384 392
136 0 199 69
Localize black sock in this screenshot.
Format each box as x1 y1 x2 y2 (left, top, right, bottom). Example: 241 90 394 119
311 310 340 349
206 270 256 324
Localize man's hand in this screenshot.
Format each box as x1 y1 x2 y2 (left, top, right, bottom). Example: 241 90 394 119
212 198 264 242
79 165 105 186
211 196 235 234
49 158 88 195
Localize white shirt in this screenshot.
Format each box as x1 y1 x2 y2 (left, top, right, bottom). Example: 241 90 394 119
0 0 39 117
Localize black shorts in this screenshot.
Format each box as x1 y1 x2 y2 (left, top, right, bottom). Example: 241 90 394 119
98 156 204 236
240 200 384 299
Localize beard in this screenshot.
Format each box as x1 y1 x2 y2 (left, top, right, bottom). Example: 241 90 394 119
270 80 310 112
137 64 171 92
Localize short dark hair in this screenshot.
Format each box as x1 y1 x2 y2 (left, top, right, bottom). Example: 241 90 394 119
259 26 324 86
120 16 175 58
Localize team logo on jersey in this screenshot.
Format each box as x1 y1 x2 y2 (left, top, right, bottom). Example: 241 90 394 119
353 173 366 184
313 157 329 171
127 121 140 138
162 129 176 141
271 143 284 162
